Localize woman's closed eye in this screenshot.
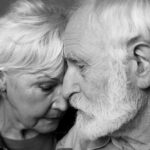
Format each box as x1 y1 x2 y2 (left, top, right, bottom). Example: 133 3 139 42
38 81 58 93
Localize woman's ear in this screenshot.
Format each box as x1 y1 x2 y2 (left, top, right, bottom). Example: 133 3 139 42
0 70 6 93
133 43 150 89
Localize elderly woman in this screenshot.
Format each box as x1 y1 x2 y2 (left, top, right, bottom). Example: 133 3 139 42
0 0 68 150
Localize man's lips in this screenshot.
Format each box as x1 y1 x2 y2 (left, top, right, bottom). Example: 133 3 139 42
69 94 82 109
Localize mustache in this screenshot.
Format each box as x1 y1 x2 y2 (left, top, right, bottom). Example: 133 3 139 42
69 94 82 108
69 93 110 116
69 94 93 116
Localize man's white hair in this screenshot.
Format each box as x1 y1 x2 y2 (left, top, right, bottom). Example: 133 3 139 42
66 0 150 140
85 0 150 60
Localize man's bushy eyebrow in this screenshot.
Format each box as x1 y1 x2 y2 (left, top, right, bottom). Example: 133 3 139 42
66 55 87 65
66 51 87 61
65 52 79 61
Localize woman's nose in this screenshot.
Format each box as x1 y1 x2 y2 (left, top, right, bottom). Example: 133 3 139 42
52 86 68 111
52 97 68 111
62 66 80 100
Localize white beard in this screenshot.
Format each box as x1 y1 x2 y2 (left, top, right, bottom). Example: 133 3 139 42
70 61 145 141
74 101 139 140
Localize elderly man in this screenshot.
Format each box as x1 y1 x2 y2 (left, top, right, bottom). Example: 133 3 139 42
56 0 150 150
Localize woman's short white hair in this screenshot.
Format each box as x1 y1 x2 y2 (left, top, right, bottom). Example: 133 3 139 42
0 0 67 74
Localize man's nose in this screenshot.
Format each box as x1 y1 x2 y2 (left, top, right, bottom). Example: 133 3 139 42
62 67 80 100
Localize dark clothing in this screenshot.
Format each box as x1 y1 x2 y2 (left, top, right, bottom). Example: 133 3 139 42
56 123 150 150
57 136 150 150
0 133 56 150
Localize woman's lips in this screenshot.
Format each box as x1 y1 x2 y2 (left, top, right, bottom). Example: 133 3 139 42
45 114 62 120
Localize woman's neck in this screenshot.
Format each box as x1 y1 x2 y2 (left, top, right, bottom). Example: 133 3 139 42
0 100 38 140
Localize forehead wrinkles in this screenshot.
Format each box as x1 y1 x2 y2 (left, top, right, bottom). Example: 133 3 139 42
63 32 85 57
63 6 112 63
63 4 93 53
63 22 90 59
63 32 103 63
63 25 106 61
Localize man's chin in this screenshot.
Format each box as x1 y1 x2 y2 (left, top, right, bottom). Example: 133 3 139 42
75 111 101 140
75 116 110 141
74 109 134 141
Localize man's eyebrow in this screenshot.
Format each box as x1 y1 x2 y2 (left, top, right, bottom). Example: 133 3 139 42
65 53 88 65
37 73 62 81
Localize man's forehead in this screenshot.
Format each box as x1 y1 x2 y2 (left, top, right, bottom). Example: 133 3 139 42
63 4 144 59
63 27 108 62
63 3 97 45
63 9 91 58
63 9 116 51
63 39 89 61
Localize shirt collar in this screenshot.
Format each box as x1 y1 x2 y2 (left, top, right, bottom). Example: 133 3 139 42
87 136 110 150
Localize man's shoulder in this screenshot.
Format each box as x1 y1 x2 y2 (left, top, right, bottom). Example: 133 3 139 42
56 126 115 150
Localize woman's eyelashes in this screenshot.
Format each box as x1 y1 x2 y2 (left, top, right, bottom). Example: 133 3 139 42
38 79 59 93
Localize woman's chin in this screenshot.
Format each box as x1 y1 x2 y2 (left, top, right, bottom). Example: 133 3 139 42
34 119 60 133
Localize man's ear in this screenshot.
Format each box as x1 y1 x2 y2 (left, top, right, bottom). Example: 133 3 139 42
133 43 150 89
0 70 6 93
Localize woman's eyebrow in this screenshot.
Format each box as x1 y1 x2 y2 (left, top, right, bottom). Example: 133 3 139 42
37 76 60 84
